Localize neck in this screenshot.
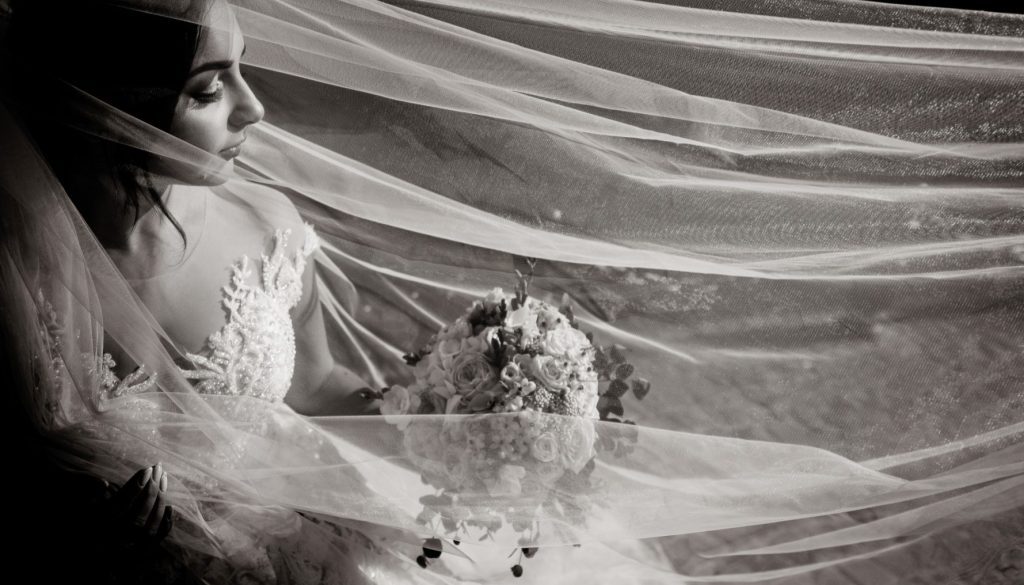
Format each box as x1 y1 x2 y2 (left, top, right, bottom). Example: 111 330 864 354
84 175 174 252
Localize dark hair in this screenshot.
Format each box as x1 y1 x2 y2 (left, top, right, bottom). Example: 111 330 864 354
5 0 214 244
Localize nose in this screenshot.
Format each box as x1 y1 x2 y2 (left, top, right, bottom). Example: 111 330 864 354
228 75 265 130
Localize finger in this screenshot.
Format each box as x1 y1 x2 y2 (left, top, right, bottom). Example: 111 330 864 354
126 471 161 526
108 466 153 514
143 472 170 536
143 491 166 536
155 506 173 542
151 462 164 494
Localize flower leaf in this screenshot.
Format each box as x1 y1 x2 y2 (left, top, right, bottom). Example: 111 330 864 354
605 378 629 399
512 257 537 304
592 346 609 373
597 395 624 419
614 363 635 380
489 337 503 362
558 293 575 322
609 344 627 364
631 378 651 401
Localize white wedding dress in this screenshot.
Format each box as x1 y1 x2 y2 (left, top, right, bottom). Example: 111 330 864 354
128 186 318 402
105 184 675 584
85 185 416 584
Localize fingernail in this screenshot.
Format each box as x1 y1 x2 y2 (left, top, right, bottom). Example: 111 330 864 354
159 472 168 492
140 466 153 486
154 462 162 479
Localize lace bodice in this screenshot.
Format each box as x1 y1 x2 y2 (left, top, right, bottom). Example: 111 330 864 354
178 224 319 403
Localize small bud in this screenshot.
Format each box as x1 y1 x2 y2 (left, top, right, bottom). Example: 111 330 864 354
416 555 428 568
522 547 537 558
511 564 524 578
423 538 443 559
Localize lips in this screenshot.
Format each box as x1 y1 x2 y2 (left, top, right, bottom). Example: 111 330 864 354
220 138 246 159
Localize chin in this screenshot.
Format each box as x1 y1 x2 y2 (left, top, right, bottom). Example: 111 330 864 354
150 155 234 187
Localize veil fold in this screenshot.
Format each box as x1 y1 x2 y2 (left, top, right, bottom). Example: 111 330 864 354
1 0 1022 582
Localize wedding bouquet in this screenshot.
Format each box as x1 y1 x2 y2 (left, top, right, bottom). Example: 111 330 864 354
378 265 650 574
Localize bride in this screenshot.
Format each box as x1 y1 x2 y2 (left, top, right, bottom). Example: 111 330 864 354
1 0 1022 583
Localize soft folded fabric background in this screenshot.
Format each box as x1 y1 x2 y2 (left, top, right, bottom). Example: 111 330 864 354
1 0 1021 583
235 0 1023 581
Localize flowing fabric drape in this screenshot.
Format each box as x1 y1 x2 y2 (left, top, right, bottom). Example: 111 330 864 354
1 0 1022 583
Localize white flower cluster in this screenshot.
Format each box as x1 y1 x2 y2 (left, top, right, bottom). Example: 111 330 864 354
385 288 598 422
384 288 599 421
383 288 600 503
402 412 596 502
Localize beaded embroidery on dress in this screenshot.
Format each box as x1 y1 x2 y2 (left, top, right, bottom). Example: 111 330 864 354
180 224 319 403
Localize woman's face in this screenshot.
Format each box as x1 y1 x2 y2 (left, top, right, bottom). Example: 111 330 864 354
167 1 264 183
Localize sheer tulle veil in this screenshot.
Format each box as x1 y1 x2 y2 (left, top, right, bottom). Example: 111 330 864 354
0 0 1022 582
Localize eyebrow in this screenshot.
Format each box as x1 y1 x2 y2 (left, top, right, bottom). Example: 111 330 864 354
188 45 247 78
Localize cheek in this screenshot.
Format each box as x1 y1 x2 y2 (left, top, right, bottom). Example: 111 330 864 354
169 105 227 153
154 101 233 186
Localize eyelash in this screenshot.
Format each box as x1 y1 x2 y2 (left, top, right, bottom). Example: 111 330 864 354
194 80 224 104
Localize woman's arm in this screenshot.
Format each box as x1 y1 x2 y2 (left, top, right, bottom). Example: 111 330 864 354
289 362 381 416
285 244 380 416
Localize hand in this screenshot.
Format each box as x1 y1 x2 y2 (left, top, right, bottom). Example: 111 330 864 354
102 463 173 549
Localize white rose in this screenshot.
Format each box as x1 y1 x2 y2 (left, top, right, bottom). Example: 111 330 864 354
530 432 559 463
527 355 569 391
541 327 590 358
559 418 597 473
449 352 497 396
381 385 421 429
505 306 540 340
